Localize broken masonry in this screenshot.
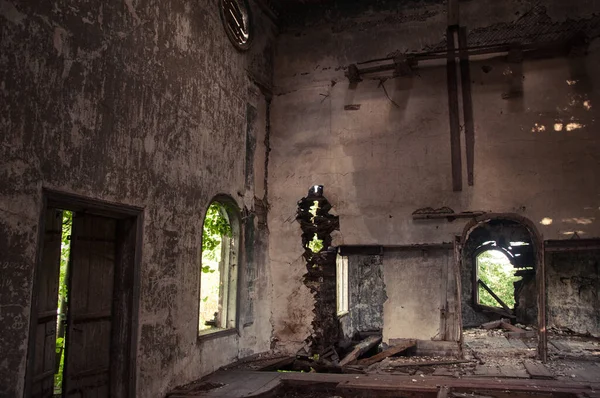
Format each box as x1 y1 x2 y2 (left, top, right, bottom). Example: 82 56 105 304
296 185 340 354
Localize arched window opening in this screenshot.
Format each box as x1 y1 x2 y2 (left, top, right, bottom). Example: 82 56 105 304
476 250 519 309
199 200 239 335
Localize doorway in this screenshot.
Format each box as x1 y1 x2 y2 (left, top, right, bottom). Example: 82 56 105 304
459 215 546 362
25 191 142 398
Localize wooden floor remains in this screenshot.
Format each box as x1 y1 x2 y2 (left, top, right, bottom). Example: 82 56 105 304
167 368 600 397
167 333 600 397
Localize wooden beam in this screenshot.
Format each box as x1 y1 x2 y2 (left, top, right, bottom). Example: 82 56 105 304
506 331 537 339
447 0 459 26
453 236 464 355
478 279 512 314
500 322 524 333
447 27 462 192
459 27 475 186
356 340 416 366
537 241 547 362
388 359 471 368
412 212 485 220
477 304 516 319
480 319 504 330
339 335 381 366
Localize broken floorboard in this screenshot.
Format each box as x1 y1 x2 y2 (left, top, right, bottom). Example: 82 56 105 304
523 360 554 379
356 340 416 366
339 335 382 366
389 339 461 356
168 369 600 397
388 359 472 368
506 331 537 339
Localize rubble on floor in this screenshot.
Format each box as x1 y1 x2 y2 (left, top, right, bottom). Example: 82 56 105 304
170 329 600 397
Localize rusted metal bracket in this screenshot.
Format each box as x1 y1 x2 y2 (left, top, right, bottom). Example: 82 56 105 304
344 39 575 84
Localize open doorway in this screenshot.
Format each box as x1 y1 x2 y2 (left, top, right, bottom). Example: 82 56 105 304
460 217 544 363
25 191 142 398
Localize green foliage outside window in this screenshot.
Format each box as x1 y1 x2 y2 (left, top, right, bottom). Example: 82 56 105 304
199 202 232 331
201 203 232 272
54 210 72 395
477 250 520 308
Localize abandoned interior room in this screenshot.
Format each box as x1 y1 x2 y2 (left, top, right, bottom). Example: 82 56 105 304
2 0 600 397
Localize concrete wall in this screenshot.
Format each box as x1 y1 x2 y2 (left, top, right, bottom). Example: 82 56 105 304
268 0 600 351
0 0 275 396
547 251 600 337
382 251 450 343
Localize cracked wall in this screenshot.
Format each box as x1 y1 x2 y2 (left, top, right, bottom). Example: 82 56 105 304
296 188 340 353
0 0 275 396
268 0 600 351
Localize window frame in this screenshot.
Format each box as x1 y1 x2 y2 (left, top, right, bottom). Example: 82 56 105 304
336 253 349 317
198 196 241 340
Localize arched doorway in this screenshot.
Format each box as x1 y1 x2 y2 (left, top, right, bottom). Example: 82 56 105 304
460 214 546 361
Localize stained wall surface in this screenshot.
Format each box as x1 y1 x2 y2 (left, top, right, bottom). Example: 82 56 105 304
340 255 387 340
382 251 451 343
0 1 275 396
268 0 600 351
547 251 600 337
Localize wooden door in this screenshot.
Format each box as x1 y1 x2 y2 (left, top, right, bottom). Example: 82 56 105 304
30 209 63 397
63 213 117 397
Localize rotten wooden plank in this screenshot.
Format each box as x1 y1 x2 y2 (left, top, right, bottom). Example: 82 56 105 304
523 360 554 379
438 385 451 398
356 340 416 366
500 322 524 333
481 319 505 330
478 304 516 319
339 335 382 366
388 359 471 368
550 340 572 352
258 356 295 371
506 331 537 339
389 339 460 357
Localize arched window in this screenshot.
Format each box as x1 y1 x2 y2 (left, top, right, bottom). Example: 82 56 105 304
199 198 240 335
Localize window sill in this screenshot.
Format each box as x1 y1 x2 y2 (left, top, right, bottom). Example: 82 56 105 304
198 327 239 342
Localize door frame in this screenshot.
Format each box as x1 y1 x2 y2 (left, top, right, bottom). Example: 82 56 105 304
25 189 144 397
460 213 547 362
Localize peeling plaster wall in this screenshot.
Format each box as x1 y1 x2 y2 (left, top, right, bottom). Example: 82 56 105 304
547 251 600 337
268 0 600 350
0 0 275 396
